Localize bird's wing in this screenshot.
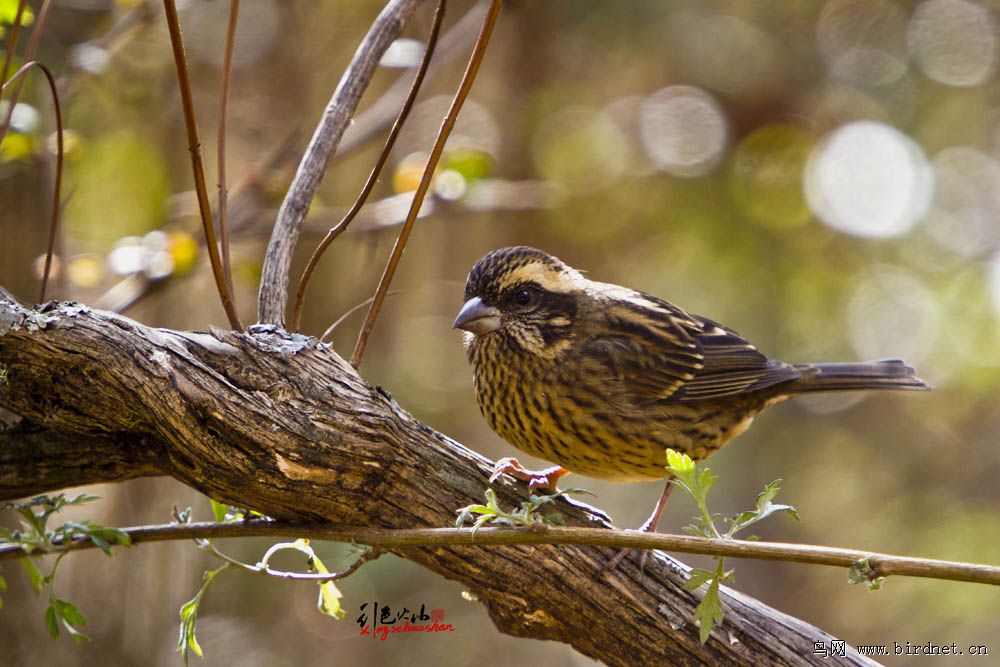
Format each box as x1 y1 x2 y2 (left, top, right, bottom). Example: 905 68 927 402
580 292 799 405
672 315 800 401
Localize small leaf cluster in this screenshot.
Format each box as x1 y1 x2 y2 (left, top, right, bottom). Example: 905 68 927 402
848 557 886 591
177 502 346 665
664 449 799 645
0 494 130 643
258 538 345 619
178 563 229 664
455 487 592 532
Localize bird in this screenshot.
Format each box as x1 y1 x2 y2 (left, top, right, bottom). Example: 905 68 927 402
453 246 930 556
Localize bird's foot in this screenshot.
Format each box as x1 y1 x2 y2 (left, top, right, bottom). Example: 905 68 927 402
489 457 571 494
600 481 674 575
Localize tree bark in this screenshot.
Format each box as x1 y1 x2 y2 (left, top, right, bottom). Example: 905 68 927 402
0 293 874 666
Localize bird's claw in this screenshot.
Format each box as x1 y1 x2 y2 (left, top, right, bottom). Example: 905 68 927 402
489 457 570 494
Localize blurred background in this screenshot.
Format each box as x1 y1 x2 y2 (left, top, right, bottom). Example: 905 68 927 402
2 0 1000 664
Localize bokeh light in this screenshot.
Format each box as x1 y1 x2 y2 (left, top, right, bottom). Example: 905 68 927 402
925 147 1000 257
399 96 501 159
667 10 780 95
805 121 932 238
817 0 909 87
847 266 939 364
532 106 628 190
639 85 727 177
990 253 1000 316
909 0 998 87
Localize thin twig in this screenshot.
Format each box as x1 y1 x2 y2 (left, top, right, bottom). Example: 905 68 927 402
3 521 999 587
339 0 488 157
350 0 503 368
162 0 243 331
0 0 52 146
320 291 398 342
257 0 428 327
199 537 382 582
0 0 27 87
2 61 63 303
217 0 240 301
290 0 447 333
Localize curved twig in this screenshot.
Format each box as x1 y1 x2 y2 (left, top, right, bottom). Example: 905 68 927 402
0 0 52 146
0 0 27 87
351 0 503 368
162 0 243 331
290 0 447 333
1 61 63 303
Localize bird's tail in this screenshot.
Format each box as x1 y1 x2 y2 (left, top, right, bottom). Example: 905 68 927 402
790 359 930 393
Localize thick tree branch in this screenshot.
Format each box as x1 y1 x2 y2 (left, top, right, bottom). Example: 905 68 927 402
258 0 428 327
0 294 874 666
0 422 160 497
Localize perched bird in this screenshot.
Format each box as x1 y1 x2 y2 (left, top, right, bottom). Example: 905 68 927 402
454 246 929 545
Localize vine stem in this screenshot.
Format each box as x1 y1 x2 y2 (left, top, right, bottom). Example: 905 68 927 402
3 521 998 587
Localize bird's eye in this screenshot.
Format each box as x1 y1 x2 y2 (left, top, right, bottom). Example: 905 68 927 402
513 288 533 306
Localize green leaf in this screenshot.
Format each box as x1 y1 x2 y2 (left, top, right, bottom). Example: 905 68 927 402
848 557 885 590
694 575 724 644
756 479 782 510
210 499 228 523
665 449 695 477
44 604 59 639
317 580 344 620
255 539 345 620
177 564 228 664
52 597 89 643
683 567 716 591
53 597 87 626
20 557 43 595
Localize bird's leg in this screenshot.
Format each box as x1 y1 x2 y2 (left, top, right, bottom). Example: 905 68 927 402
489 457 571 494
637 479 674 532
602 479 674 573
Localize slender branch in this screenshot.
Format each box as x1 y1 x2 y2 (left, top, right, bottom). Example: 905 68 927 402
162 0 243 331
320 291 397 342
338 0 488 157
3 521 997 587
0 0 51 146
351 0 503 368
217 0 240 302
290 0 447 332
199 537 383 582
1 61 63 303
0 0 26 87
257 0 428 327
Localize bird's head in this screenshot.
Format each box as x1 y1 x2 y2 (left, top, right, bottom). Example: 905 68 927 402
454 246 583 356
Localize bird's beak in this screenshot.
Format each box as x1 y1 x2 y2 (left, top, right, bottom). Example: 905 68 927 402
453 297 501 335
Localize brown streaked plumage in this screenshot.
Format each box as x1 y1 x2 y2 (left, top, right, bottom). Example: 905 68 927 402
455 246 930 539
